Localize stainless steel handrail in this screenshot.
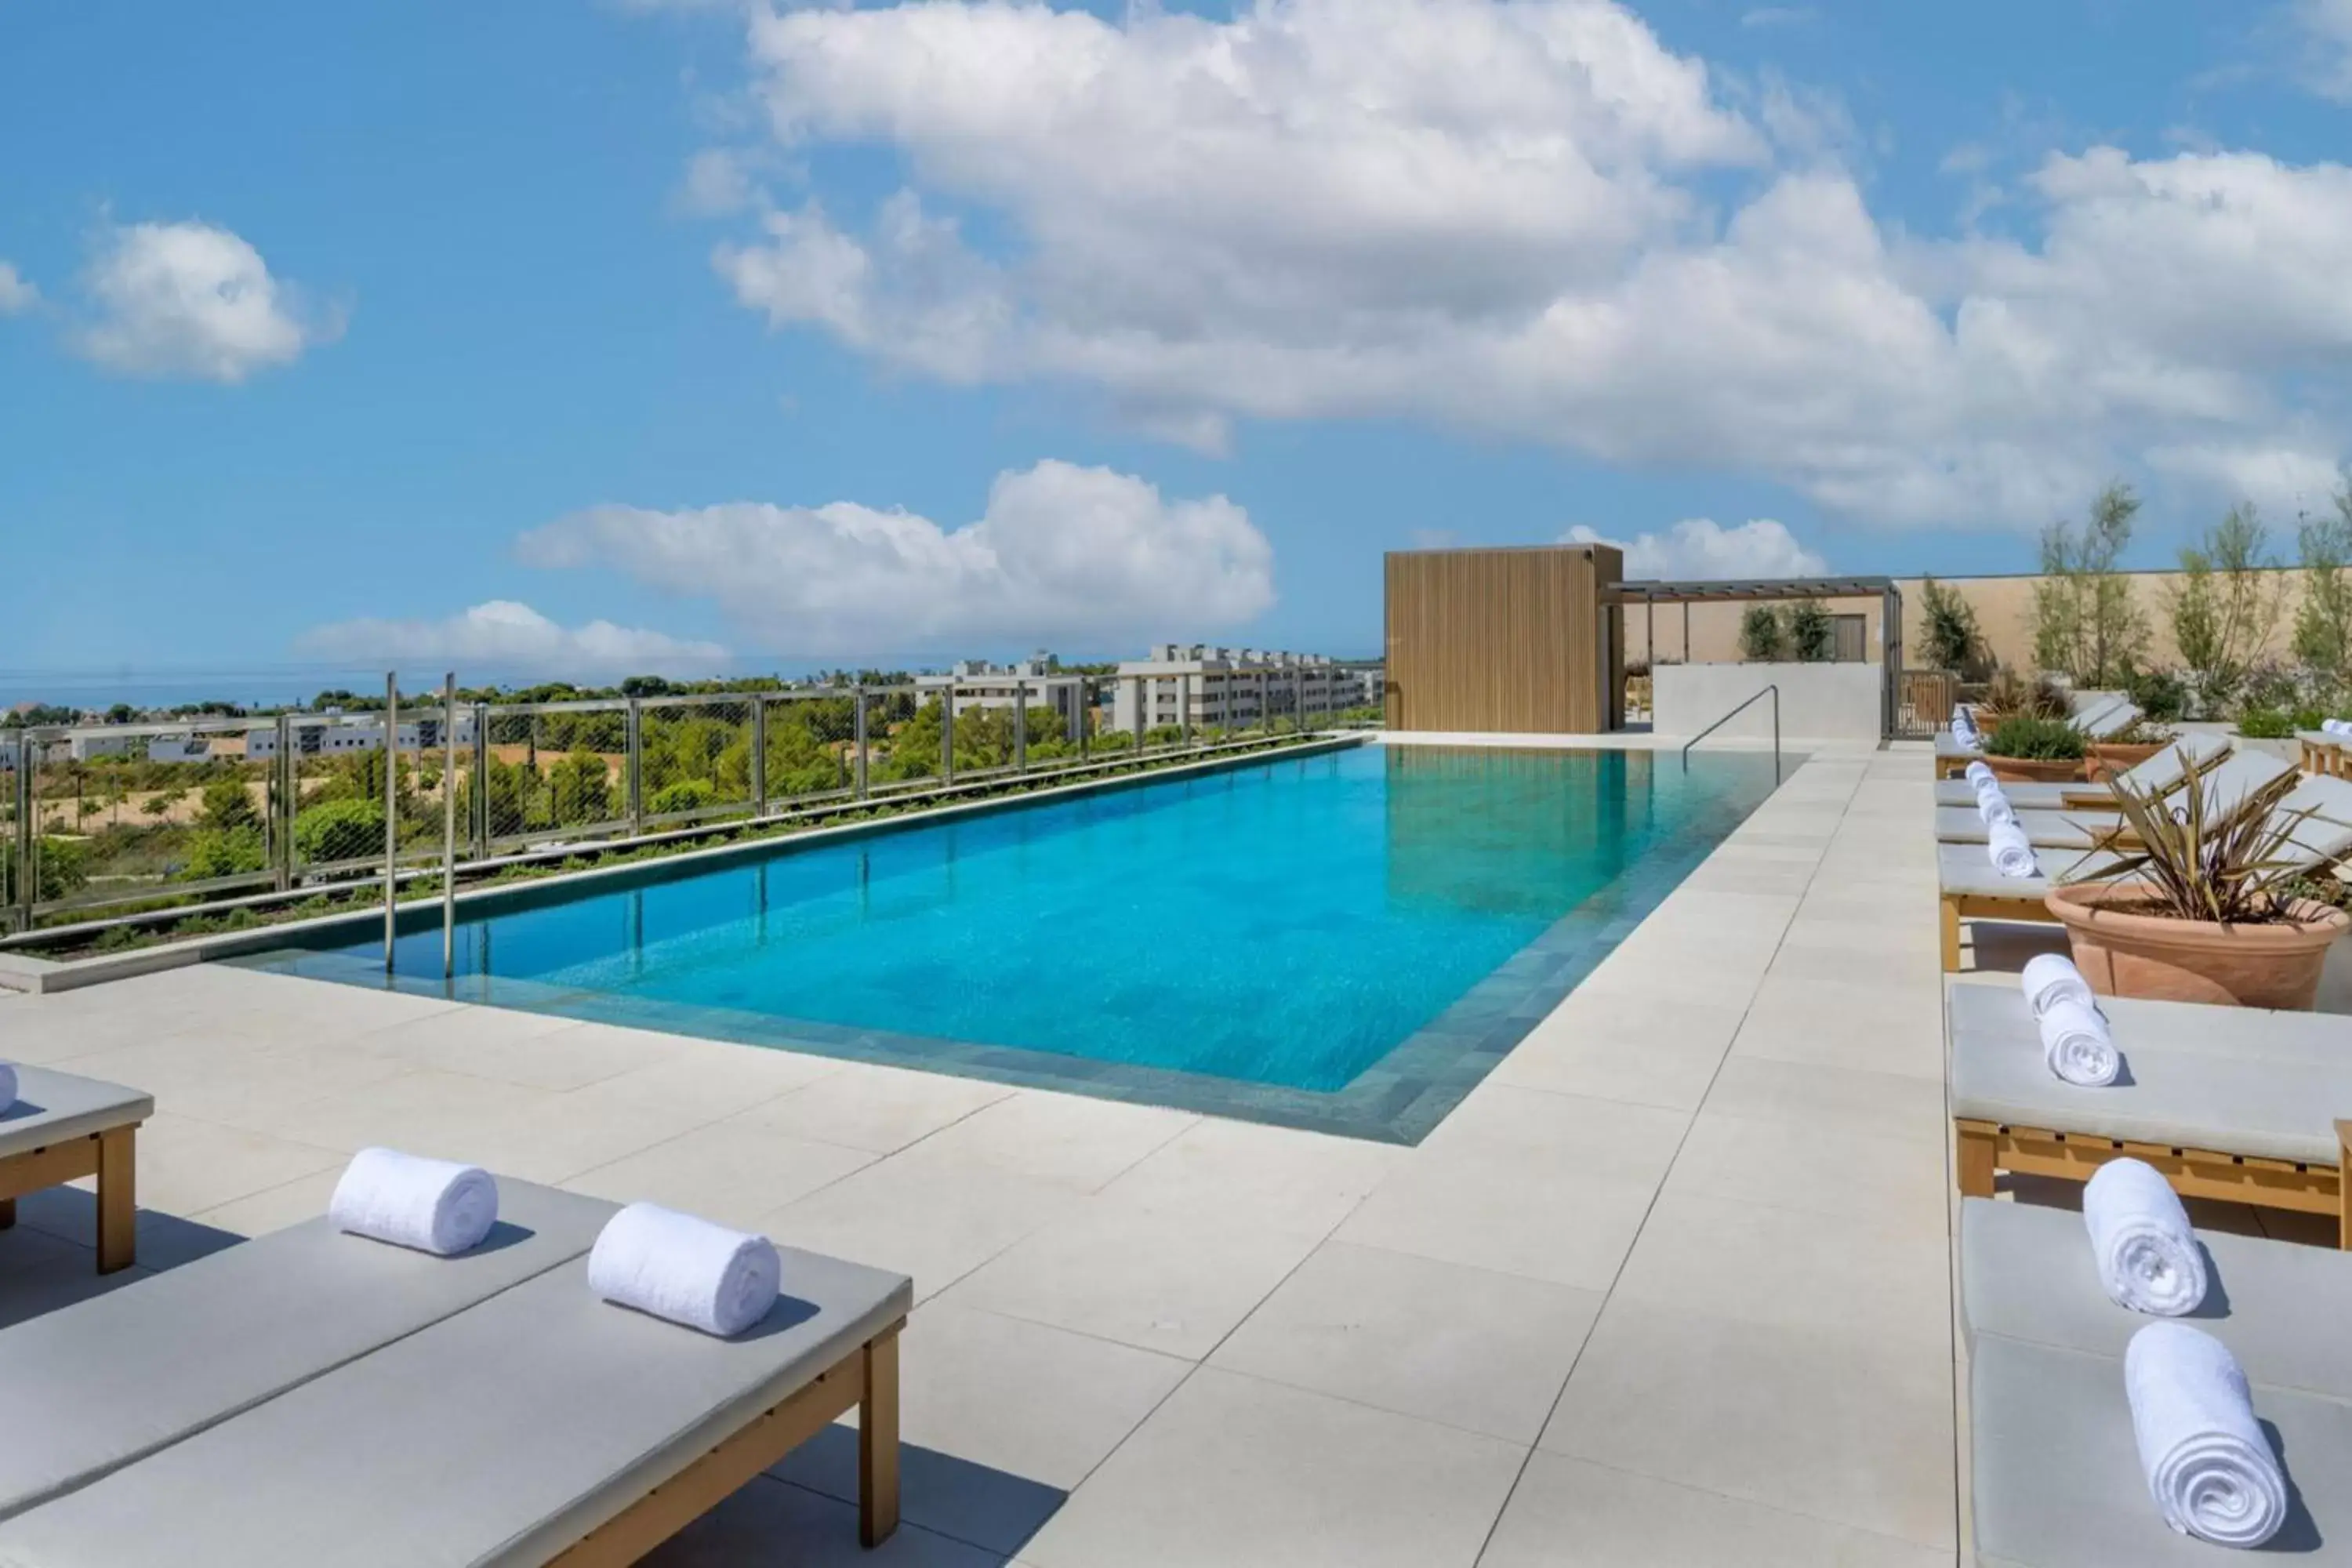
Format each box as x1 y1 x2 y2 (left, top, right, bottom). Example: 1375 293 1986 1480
1681 684 1780 784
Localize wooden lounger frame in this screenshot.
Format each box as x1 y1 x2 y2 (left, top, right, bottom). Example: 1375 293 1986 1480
2303 736 2347 779
1956 1118 2352 1248
0 1123 137 1273
550 1319 904 1566
1940 890 2056 973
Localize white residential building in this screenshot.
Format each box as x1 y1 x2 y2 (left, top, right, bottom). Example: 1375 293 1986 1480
245 712 476 760
1110 646 1352 732
912 659 1087 735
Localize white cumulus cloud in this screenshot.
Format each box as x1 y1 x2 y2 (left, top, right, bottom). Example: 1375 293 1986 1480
75 220 333 382
685 0 2352 528
2295 0 2352 101
0 262 38 315
1563 518 1827 580
298 601 728 675
515 459 1276 656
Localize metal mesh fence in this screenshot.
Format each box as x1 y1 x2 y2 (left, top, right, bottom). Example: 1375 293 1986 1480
2 671 1336 942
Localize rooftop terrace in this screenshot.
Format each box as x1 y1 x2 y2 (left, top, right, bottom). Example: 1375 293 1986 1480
0 739 1977 1565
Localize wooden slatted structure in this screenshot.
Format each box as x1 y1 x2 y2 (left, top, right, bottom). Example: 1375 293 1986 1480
1383 544 1624 733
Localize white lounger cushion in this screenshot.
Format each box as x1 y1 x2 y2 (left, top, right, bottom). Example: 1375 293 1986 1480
1961 1199 2352 1401
1934 807 2111 848
0 1067 151 1163
0 1247 912 1568
1937 841 2135 901
1970 1334 2350 1566
1947 981 2352 1166
0 1180 615 1522
1930 731 2231 811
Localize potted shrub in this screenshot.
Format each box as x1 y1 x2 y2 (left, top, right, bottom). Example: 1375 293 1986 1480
2047 761 2349 1009
1977 667 2070 727
1980 714 2087 782
2085 715 2175 782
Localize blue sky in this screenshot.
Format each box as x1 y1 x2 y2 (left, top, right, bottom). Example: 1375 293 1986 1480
5 0 2350 698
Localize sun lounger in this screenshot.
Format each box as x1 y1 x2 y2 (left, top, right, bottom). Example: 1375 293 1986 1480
2299 730 2346 778
1962 1196 2352 1396
2065 689 2129 717
1935 758 2343 971
0 1178 615 1521
0 1245 913 1566
1962 1198 2352 1566
0 1066 152 1274
1947 981 2352 1242
1934 746 2300 848
1930 731 2230 809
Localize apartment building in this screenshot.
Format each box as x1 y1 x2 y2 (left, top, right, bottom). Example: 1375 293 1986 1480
1109 646 1352 731
245 712 477 760
910 659 1087 735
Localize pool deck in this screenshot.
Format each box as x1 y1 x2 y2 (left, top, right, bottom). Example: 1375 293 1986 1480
0 744 1955 1566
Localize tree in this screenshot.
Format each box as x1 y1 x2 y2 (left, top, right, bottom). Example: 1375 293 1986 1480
180 826 266 880
2294 477 2352 686
1785 598 1834 662
1737 604 1788 662
1918 576 1987 676
548 750 613 826
201 775 261 833
2167 504 2282 711
294 797 385 865
141 789 179 823
2032 482 2146 684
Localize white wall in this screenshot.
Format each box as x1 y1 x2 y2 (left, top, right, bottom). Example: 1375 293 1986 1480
1653 662 1883 744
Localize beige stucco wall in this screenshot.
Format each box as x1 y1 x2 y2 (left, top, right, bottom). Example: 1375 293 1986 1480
1622 568 2313 673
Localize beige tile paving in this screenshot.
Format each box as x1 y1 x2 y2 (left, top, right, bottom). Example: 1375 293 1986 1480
1018 1368 1526 1568
728 1063 1017 1154
1482 1452 1955 1568
941 1192 1327 1359
563 1120 877 1230
0 749 1958 1566
1207 1239 1603 1443
1540 1298 1958 1552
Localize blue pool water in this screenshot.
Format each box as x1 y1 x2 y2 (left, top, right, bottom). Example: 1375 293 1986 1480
260 744 1783 1136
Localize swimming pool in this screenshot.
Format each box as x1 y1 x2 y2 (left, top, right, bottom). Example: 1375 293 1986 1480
249 742 1786 1141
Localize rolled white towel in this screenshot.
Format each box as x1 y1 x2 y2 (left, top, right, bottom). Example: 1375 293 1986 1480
588 1202 780 1338
2040 996 2121 1088
2328 718 2352 738
1986 819 2039 879
2088 1159 2206 1315
2021 953 2098 1018
1977 790 2018 829
328 1147 499 1257
0 1062 15 1112
1963 757 1993 784
2126 1322 2285 1547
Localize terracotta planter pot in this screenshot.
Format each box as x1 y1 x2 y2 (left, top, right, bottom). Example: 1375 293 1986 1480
2045 883 2350 1010
2085 741 2164 782
1983 753 2085 784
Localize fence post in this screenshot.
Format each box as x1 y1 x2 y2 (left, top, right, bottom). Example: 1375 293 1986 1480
626 697 644 837
11 735 30 934
1178 673 1192 748
470 705 489 858
441 673 458 981
273 712 293 891
751 696 768 820
853 688 869 800
941 684 956 786
383 673 398 975
1131 676 1145 750
1014 681 1029 774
